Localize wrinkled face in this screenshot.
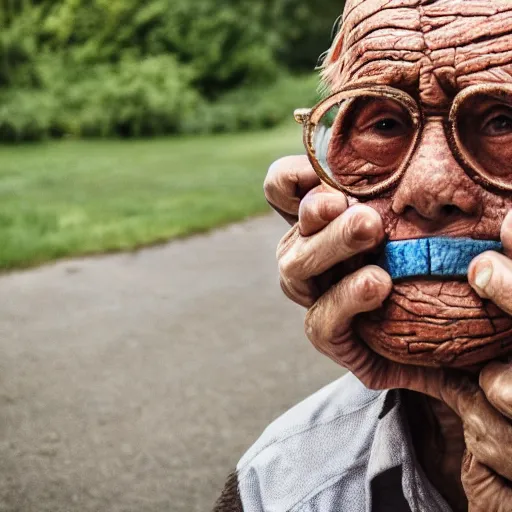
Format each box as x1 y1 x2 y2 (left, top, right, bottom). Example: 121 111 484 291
322 0 512 368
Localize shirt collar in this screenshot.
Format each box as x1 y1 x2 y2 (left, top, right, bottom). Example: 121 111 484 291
365 389 453 512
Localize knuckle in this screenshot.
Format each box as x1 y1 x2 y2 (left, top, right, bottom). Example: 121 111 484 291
351 269 385 305
276 226 299 260
294 240 318 274
269 155 295 173
484 381 501 407
279 276 314 308
266 156 293 183
343 209 379 248
487 372 512 409
264 157 290 199
305 308 330 356
304 295 346 348
279 239 316 280
357 273 381 303
277 255 291 279
278 253 303 281
278 251 298 279
497 384 512 411
263 174 277 202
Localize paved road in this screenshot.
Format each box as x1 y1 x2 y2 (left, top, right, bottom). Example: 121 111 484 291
0 214 343 512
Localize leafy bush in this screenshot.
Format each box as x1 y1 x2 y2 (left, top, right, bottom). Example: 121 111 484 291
0 55 203 141
0 89 56 142
193 73 320 134
0 68 318 142
59 56 201 137
0 0 337 141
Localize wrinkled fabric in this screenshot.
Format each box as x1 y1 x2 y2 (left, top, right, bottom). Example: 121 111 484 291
235 373 452 512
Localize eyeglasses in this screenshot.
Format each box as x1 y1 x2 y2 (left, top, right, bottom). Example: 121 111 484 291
294 84 512 199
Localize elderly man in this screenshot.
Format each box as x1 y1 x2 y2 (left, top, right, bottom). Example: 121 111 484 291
214 1 512 511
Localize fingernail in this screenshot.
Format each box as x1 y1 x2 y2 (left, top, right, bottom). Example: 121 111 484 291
474 262 493 291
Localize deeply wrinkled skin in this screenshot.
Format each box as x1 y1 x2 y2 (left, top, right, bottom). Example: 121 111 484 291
268 159 512 510
265 1 512 510
323 0 512 368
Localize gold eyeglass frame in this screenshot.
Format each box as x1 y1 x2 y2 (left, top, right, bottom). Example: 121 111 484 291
295 83 512 199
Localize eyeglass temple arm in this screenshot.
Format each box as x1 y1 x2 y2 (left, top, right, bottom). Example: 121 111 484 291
294 108 312 125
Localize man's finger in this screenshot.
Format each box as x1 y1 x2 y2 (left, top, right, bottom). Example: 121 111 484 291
468 251 512 314
264 155 320 223
500 209 512 258
276 225 319 308
305 265 392 356
462 451 512 512
401 370 512 482
278 204 384 284
479 361 512 420
302 265 434 393
455 388 512 481
298 185 348 237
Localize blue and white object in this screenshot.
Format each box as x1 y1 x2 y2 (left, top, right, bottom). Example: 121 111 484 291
378 237 503 280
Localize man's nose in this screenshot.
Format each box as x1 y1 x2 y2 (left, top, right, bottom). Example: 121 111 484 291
391 121 481 222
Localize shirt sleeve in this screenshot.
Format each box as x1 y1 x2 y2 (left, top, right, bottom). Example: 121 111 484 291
213 470 244 512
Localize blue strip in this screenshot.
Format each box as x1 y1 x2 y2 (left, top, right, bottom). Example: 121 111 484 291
378 238 503 280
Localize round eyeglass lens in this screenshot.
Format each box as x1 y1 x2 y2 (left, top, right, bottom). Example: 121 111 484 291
311 94 418 195
455 91 512 189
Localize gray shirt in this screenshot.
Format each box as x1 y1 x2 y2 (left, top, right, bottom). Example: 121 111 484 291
231 373 453 512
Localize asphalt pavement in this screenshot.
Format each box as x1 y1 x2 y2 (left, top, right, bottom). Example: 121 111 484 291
0 214 343 512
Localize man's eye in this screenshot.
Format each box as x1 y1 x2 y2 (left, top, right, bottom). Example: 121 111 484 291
371 118 405 137
482 114 512 136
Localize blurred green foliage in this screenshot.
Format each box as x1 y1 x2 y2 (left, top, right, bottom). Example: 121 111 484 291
0 0 342 141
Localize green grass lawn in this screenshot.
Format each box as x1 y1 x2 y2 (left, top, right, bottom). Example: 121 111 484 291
0 123 304 270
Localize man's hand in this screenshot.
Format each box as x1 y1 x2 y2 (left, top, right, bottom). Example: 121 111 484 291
265 156 512 508
460 214 512 510
460 363 512 511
